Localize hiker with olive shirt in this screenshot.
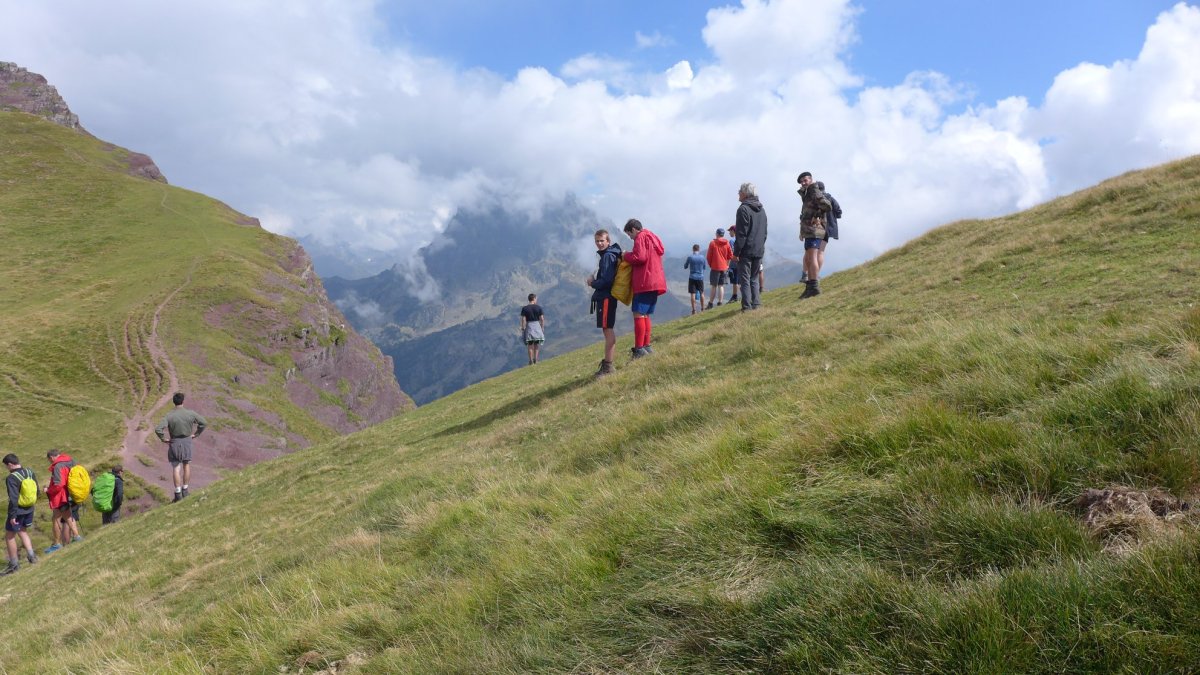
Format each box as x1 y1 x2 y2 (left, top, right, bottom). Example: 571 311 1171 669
155 392 206 503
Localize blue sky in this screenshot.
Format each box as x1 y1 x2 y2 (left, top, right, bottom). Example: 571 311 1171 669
2 0 1198 279
384 1 1179 105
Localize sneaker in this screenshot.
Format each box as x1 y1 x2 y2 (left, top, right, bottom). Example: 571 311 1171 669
706 302 713 309
43 543 61 555
1 562 18 576
642 345 654 355
26 554 37 565
593 359 615 378
72 536 84 543
630 347 647 359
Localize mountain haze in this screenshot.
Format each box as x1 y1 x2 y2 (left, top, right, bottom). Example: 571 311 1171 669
1 154 1197 671
327 197 689 403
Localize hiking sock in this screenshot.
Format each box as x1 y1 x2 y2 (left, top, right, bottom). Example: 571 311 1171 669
633 316 647 348
644 317 653 346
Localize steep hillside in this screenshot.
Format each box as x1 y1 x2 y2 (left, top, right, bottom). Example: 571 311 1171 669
0 108 412 516
0 157 1198 673
326 197 688 403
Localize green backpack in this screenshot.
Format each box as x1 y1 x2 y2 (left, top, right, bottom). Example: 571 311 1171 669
91 471 116 513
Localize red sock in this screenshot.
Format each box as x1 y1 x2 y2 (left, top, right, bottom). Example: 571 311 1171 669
634 316 647 347
644 316 653 345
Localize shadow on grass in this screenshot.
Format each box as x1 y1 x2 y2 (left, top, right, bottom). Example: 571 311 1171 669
432 377 591 438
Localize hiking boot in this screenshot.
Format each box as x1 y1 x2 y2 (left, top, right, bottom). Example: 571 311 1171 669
593 359 615 378
717 301 722 306
631 346 648 359
43 543 61 555
800 281 821 299
706 302 713 310
642 345 654 355
26 554 37 565
182 487 189 498
1 562 18 576
173 492 183 503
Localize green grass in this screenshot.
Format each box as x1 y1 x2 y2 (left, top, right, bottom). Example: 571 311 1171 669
1 112 1199 672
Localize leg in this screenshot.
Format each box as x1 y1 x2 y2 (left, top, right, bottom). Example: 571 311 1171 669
817 239 827 274
18 529 34 557
738 258 753 309
532 342 540 363
804 248 820 282
172 462 183 492
603 328 616 363
526 343 535 364
5 531 16 561
749 258 763 308
182 462 191 489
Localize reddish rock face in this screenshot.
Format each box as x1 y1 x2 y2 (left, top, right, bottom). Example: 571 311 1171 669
1 61 168 183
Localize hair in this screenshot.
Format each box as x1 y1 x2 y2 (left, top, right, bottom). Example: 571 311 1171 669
797 171 812 183
816 181 825 191
2 453 18 466
739 182 757 198
527 293 537 302
112 463 123 474
623 219 643 234
46 448 60 460
173 392 185 406
692 244 700 252
594 228 610 241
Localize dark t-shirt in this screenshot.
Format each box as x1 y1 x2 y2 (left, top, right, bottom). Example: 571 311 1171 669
520 304 544 323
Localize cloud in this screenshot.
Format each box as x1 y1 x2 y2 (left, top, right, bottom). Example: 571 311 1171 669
635 30 675 49
1 0 1198 276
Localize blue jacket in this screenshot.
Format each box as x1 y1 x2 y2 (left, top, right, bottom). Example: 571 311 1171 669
825 192 842 240
589 242 623 302
684 253 707 280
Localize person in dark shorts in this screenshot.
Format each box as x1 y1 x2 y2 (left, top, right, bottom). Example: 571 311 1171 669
43 449 76 554
519 293 546 365
587 229 623 378
622 219 667 358
705 228 733 308
684 244 707 314
4 453 38 574
155 392 207 502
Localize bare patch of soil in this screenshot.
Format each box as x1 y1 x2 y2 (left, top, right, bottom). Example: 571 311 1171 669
1075 487 1194 552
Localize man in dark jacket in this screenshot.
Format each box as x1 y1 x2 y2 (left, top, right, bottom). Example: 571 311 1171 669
4 453 38 574
733 182 768 311
587 229 623 377
797 171 832 298
102 465 125 525
816 180 842 284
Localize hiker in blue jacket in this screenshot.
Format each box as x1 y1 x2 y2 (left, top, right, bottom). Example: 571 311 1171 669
587 229 623 378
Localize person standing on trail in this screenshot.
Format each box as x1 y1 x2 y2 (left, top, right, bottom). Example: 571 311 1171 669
705 228 733 309
587 229 623 378
155 392 206 502
797 172 832 298
684 244 707 315
4 453 38 575
622 218 667 358
519 293 546 365
733 183 768 311
92 464 124 525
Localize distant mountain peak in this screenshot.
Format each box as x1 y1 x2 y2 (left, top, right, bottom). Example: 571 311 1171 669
0 61 167 183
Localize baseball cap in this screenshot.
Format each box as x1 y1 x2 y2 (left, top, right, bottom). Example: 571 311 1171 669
716 228 725 236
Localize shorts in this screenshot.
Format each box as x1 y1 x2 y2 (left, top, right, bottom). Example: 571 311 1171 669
804 237 826 250
70 504 81 521
593 296 617 330
168 437 193 466
709 269 728 286
5 513 33 532
631 291 659 315
687 279 704 294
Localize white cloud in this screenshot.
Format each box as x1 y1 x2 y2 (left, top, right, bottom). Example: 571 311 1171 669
635 30 675 49
1 0 1198 278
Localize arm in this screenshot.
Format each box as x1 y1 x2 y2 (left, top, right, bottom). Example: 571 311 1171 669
733 209 751 258
193 412 207 438
155 418 169 442
6 475 16 520
590 253 618 291
623 234 647 265
830 196 842 219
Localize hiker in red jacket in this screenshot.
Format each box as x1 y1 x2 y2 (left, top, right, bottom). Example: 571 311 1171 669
621 219 667 358
705 227 734 308
43 449 77 554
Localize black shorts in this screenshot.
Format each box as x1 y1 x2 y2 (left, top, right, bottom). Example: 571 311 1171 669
5 513 32 532
687 279 704 294
593 296 617 329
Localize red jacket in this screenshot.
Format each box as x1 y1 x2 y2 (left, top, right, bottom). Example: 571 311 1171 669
47 453 74 508
706 237 733 271
622 229 667 295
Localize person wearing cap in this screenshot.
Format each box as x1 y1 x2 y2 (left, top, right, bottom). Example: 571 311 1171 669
797 171 832 298
733 183 768 311
705 228 734 308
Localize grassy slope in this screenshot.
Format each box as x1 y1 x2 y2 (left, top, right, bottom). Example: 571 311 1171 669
0 151 1198 673
0 113 385 528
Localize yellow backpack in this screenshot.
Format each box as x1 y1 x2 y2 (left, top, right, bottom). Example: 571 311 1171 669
611 261 633 305
17 469 38 508
67 464 92 503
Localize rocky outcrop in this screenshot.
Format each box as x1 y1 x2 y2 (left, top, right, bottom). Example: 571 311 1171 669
1 61 167 183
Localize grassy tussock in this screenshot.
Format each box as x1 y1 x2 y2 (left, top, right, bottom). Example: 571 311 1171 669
1 128 1199 672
